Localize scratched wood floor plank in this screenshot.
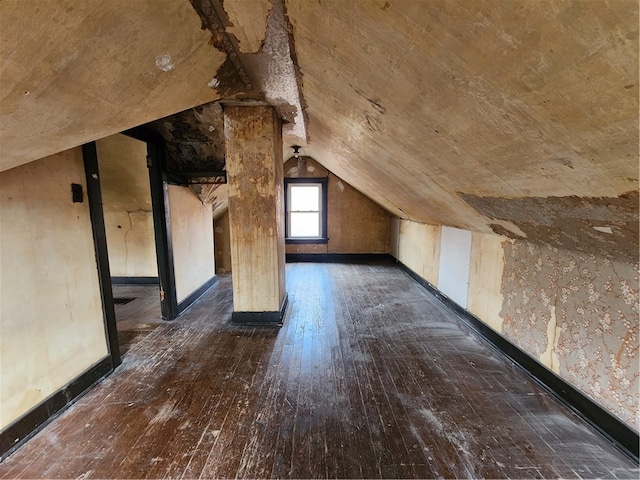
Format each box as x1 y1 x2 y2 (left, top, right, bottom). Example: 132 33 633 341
0 265 637 480
270 266 307 479
335 264 406 478
355 267 431 479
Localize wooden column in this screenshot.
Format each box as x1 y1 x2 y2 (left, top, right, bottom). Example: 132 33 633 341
224 106 287 324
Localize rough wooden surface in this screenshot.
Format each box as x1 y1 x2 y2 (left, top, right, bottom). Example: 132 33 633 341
0 262 636 479
225 106 286 313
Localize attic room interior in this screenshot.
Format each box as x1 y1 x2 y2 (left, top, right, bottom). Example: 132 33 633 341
0 0 638 478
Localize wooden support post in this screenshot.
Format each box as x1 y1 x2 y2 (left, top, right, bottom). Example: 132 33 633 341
224 106 287 325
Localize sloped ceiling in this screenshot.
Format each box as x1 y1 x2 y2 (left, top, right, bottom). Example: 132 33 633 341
1 0 638 258
0 0 230 171
286 0 638 236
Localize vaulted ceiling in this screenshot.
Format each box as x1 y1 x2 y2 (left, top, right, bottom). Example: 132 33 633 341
1 0 638 258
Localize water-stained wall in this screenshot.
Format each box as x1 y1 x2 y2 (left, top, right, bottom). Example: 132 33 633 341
167 185 215 303
0 148 108 429
214 211 232 274
396 220 440 286
467 233 506 334
392 219 639 428
284 156 391 254
96 134 157 278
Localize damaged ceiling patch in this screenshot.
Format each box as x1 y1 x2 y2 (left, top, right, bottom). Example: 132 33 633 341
223 0 271 53
593 226 614 234
155 54 174 72
189 0 256 97
152 101 226 173
461 191 639 263
233 0 308 147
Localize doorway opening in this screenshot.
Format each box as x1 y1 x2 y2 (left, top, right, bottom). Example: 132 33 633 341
95 133 163 356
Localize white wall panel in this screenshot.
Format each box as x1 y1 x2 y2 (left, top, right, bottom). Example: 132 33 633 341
437 226 472 308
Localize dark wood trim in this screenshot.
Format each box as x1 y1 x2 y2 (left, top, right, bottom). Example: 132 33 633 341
121 126 164 144
165 173 189 187
82 142 121 368
284 177 328 242
171 171 227 178
231 294 288 326
393 258 639 463
148 142 178 320
286 253 391 263
0 357 112 461
285 177 329 184
111 276 159 285
122 128 179 321
285 237 329 244
177 276 218 315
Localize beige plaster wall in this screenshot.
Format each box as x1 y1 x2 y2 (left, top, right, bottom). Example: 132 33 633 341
393 219 639 429
214 211 232 274
96 134 157 278
467 232 507 333
284 157 391 254
0 148 108 429
394 220 441 287
288 1 639 233
168 185 215 303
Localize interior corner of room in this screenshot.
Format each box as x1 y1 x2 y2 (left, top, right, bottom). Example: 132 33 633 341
0 0 638 473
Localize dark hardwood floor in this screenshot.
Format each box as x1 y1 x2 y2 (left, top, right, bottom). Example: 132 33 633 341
0 261 637 479
112 284 163 356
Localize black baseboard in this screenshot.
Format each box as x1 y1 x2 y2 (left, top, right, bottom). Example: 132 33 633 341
286 253 391 263
232 294 289 326
176 276 218 315
394 258 639 463
0 356 113 461
111 276 159 285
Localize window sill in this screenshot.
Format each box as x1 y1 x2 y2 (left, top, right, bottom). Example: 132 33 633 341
285 237 329 244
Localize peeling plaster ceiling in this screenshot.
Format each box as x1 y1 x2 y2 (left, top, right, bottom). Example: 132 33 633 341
153 102 226 174
0 0 638 259
0 0 230 172
285 0 639 256
190 0 308 147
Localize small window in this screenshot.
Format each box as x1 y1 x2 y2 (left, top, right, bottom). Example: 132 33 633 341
285 178 328 243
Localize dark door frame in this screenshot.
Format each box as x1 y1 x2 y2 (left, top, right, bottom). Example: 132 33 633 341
84 126 180 371
82 142 121 368
122 127 179 321
2 135 184 462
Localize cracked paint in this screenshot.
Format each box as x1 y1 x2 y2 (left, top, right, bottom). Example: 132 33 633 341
155 54 174 72
462 191 639 263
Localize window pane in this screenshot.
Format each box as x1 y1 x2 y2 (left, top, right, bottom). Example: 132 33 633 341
290 212 320 237
290 185 320 211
